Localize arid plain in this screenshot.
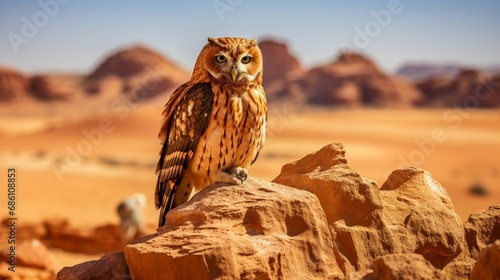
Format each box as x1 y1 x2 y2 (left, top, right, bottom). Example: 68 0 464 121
0 102 499 268
1 102 498 222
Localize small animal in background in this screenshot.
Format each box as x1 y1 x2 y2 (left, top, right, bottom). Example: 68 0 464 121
116 193 147 241
155 37 267 227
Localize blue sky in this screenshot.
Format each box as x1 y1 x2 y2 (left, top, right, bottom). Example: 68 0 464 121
1 0 499 74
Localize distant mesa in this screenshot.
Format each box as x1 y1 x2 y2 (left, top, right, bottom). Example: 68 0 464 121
0 45 190 104
1 41 499 107
417 69 500 108
88 45 187 81
258 39 304 89
30 75 70 101
267 51 422 107
86 45 189 100
0 67 70 102
0 67 30 102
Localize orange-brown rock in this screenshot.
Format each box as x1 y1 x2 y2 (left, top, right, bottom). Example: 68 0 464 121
259 39 304 89
0 239 58 280
470 240 500 280
43 219 127 255
54 144 500 279
86 45 189 99
464 204 500 259
417 69 500 107
307 53 422 107
88 45 186 80
0 218 46 241
124 178 343 280
56 252 130 280
30 75 70 101
273 143 464 274
349 253 447 280
268 52 422 107
0 67 30 102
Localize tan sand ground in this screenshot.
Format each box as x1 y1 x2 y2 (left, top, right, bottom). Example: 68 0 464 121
0 104 498 268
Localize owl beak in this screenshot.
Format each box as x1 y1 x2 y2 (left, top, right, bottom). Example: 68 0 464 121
231 68 238 82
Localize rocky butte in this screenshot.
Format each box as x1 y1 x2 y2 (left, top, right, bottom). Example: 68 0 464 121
54 143 500 279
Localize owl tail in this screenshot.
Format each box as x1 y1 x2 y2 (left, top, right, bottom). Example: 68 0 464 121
155 179 178 227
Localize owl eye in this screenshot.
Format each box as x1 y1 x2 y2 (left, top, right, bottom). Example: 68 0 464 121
241 55 252 64
215 55 227 63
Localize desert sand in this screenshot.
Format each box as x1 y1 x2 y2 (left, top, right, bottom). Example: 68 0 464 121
0 103 498 269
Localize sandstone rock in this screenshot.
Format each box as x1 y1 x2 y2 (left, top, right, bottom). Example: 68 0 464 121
417 69 500 107
87 45 189 100
268 51 422 107
0 239 58 280
464 204 500 259
274 143 464 274
88 45 186 80
274 143 393 273
85 75 123 97
0 67 30 102
43 218 130 254
54 143 500 279
259 39 304 89
470 240 500 280
124 177 343 279
380 168 465 269
349 253 447 280
0 218 46 241
30 75 70 100
56 252 131 280
0 264 55 280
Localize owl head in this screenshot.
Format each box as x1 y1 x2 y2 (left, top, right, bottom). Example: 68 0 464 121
193 37 263 86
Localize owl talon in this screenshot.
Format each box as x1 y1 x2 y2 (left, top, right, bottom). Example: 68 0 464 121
230 167 248 183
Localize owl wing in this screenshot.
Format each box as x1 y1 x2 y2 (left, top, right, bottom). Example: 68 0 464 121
155 82 214 227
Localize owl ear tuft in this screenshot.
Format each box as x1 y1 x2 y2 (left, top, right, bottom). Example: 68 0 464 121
249 39 257 46
208 37 219 45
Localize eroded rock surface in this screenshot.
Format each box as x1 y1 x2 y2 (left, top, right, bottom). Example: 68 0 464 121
56 143 500 279
274 143 465 274
125 178 343 280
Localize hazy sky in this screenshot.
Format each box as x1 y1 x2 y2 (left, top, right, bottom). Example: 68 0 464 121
1 0 499 74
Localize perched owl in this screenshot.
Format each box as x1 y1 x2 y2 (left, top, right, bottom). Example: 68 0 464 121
155 37 267 227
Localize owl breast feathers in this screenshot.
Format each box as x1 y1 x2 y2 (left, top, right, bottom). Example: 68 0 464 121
155 37 267 227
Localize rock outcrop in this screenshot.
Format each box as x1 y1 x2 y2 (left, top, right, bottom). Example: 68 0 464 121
0 218 154 256
0 240 58 280
57 143 500 279
87 45 189 100
268 52 423 107
125 178 343 279
273 143 465 275
88 45 186 81
259 39 304 91
470 240 500 280
56 252 130 280
30 75 70 101
0 67 30 102
0 68 73 102
417 69 500 107
350 253 448 280
464 205 500 259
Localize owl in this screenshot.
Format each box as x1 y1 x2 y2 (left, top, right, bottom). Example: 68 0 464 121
155 37 267 227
